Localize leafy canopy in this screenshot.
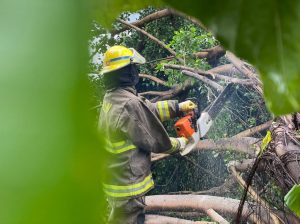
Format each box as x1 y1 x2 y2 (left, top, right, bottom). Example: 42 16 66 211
97 0 300 115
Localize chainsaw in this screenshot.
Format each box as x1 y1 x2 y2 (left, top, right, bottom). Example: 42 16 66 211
175 83 235 155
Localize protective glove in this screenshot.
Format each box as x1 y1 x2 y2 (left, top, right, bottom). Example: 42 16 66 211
178 100 197 112
177 137 188 152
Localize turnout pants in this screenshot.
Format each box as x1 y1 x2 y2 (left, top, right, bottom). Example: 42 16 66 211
108 196 145 224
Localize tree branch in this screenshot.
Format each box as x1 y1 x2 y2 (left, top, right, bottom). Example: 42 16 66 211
145 194 273 224
225 51 263 95
205 209 229 224
117 19 184 64
164 63 255 86
140 91 167 97
228 159 255 172
208 64 236 75
168 175 236 196
113 9 174 35
145 215 213 224
229 165 282 224
151 137 260 162
168 9 206 30
182 70 223 92
233 120 273 138
145 79 194 102
194 45 226 65
139 73 167 86
163 63 214 78
148 211 206 220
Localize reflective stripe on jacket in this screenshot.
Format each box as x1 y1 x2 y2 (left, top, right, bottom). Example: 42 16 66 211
98 87 180 199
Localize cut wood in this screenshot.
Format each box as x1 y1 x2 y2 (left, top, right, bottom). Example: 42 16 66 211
205 209 229 224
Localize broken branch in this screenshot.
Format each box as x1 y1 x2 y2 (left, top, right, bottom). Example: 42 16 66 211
205 208 229 224
139 73 167 86
117 19 184 64
145 215 213 224
113 9 173 35
233 120 273 138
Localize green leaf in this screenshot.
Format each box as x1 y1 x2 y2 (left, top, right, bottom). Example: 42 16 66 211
163 0 300 115
285 184 300 218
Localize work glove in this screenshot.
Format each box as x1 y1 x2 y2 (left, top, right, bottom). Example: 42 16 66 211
178 100 197 112
177 137 188 152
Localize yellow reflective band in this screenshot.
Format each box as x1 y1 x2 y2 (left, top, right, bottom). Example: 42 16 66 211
106 144 136 154
114 144 136 153
104 180 154 198
105 139 137 154
157 101 164 121
102 101 112 113
104 174 152 190
163 101 170 120
111 141 125 147
157 101 170 121
103 175 154 198
164 138 178 154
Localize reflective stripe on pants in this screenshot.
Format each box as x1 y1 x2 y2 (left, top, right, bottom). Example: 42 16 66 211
106 140 136 154
103 174 154 198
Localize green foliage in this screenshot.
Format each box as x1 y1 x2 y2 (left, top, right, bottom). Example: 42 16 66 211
168 25 216 61
159 25 215 86
163 0 300 115
94 0 300 115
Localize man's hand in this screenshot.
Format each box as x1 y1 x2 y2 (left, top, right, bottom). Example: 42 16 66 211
179 100 197 112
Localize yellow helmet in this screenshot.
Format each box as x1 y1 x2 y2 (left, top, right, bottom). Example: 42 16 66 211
100 45 146 75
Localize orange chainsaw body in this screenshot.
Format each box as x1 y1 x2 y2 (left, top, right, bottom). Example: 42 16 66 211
174 112 196 139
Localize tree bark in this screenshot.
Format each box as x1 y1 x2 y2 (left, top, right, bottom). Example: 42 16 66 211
145 194 273 224
205 209 229 224
113 9 173 35
262 113 300 192
182 70 223 92
225 51 263 95
233 120 273 138
139 73 167 86
164 63 255 86
151 137 260 162
168 175 236 196
194 46 226 66
229 165 281 224
146 79 194 102
208 64 236 76
145 215 213 224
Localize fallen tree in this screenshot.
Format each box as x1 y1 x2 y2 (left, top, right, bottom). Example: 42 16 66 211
93 8 300 223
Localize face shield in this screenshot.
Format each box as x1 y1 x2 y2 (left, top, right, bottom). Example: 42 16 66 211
129 48 146 64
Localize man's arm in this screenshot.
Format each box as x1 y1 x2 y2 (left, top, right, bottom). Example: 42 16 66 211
118 98 184 154
141 97 180 122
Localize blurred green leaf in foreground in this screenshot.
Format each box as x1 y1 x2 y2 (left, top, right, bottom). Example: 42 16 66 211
0 0 103 223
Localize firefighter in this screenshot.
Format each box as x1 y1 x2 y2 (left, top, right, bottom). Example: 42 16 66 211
98 45 196 224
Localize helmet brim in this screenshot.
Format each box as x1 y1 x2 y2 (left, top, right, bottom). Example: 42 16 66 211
100 61 130 75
